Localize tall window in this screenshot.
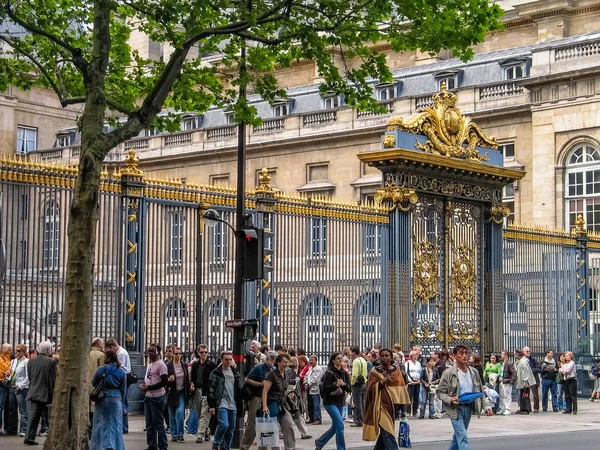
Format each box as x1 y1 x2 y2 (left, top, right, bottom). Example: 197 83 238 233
169 212 183 264
17 126 37 153
355 293 381 351
303 295 333 361
206 297 231 354
164 298 188 352
503 184 515 225
364 224 382 257
213 212 229 263
565 144 600 232
43 200 60 269
310 218 327 258
499 142 515 159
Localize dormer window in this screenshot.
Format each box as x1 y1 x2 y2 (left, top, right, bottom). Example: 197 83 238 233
434 70 462 90
225 112 236 124
377 84 396 101
182 115 199 131
56 135 70 147
322 94 341 110
500 57 530 81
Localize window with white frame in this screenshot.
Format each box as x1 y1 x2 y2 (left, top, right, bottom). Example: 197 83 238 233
56 134 70 147
213 212 229 263
503 183 515 225
43 199 60 269
377 84 396 101
322 95 340 109
17 126 37 153
182 116 198 130
565 144 600 233
225 112 235 124
272 103 288 117
310 217 327 258
364 223 382 257
504 64 525 80
499 142 515 159
437 76 456 90
169 211 183 264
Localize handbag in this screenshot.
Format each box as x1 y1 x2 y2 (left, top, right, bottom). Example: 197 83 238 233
329 387 344 397
126 371 138 385
90 367 107 402
256 414 280 447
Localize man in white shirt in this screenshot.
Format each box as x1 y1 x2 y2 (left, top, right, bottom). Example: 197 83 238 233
105 338 132 433
306 355 324 424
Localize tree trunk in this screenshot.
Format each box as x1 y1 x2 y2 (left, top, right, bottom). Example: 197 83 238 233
43 150 102 450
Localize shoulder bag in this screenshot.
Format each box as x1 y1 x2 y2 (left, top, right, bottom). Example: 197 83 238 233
90 366 107 402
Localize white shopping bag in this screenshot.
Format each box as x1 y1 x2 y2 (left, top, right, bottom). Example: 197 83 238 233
256 414 280 448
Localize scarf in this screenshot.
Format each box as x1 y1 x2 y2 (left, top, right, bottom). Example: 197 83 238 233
363 366 410 441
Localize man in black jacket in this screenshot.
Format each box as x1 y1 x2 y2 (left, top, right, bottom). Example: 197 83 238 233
523 346 541 413
208 351 242 450
540 349 559 412
191 344 217 444
24 341 56 446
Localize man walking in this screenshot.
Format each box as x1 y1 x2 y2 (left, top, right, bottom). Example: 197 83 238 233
105 338 132 432
350 346 368 427
523 346 541 413
498 350 516 415
140 344 169 450
241 350 277 450
437 345 492 450
208 351 242 450
24 341 56 446
540 349 559 412
306 355 324 425
191 344 217 444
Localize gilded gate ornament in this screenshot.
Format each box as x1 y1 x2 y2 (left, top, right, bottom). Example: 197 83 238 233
374 180 418 212
413 239 439 307
488 202 511 224
451 243 477 308
387 83 497 161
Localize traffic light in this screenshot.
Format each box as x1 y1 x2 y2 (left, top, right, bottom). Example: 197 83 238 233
239 228 264 280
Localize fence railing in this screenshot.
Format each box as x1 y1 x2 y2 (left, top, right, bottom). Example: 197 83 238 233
164 131 193 146
479 82 524 100
207 125 237 140
252 118 285 133
302 110 337 126
555 41 600 61
356 101 394 118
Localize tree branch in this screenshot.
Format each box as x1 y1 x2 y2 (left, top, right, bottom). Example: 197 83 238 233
2 3 88 69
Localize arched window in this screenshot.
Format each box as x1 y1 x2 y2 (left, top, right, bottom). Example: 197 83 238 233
565 144 600 232
302 294 333 360
205 297 231 355
354 293 381 351
164 298 189 352
43 200 60 269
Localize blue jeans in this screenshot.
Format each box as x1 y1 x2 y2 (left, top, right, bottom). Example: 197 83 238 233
0 385 7 430
556 383 566 410
186 406 198 435
168 391 186 439
310 394 322 422
419 391 435 418
122 383 129 433
316 404 345 450
449 405 472 450
16 388 29 434
214 408 236 450
541 378 558 411
144 395 168 450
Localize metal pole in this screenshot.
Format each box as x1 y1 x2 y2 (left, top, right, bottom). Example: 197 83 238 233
232 41 247 449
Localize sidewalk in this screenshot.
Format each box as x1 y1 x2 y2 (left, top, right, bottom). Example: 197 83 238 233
1 401 599 449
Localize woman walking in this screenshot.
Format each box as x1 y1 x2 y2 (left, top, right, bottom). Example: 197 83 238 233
315 352 351 450
363 349 410 450
90 350 127 450
559 351 578 415
262 353 296 450
404 351 422 417
166 346 190 442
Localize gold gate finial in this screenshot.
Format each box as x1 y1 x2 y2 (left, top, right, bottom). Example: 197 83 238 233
255 167 275 197
572 213 588 236
121 149 144 178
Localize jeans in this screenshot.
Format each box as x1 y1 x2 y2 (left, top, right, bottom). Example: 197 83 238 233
186 406 198 435
168 391 186 439
309 394 322 422
214 408 236 450
0 384 7 430
556 383 566 410
316 404 345 450
407 384 420 415
122 383 129 433
449 405 472 450
541 378 558 411
16 388 29 435
374 426 398 450
144 395 168 450
351 383 366 425
419 391 435 418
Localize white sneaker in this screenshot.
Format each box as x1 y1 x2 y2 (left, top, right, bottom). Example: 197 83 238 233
19 433 25 437
40 432 48 437
503 411 511 415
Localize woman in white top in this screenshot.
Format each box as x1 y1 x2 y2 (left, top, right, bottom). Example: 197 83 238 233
8 344 29 436
559 351 578 415
404 351 422 416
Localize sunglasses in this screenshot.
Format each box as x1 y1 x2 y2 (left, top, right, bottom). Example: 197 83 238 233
174 353 182 355
199 351 208 354
16 349 23 353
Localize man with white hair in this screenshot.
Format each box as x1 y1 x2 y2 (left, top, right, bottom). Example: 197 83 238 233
250 340 266 365
523 346 541 413
24 341 56 446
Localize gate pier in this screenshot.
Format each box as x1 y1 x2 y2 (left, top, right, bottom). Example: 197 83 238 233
360 85 526 354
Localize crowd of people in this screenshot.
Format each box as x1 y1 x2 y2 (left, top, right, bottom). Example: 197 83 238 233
0 337 598 450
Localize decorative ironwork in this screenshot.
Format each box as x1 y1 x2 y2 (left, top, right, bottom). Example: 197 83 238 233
451 243 477 308
448 323 480 343
413 239 439 307
488 202 511 224
374 180 418 212
121 149 144 179
255 167 276 199
387 82 497 161
572 213 588 237
383 134 396 148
